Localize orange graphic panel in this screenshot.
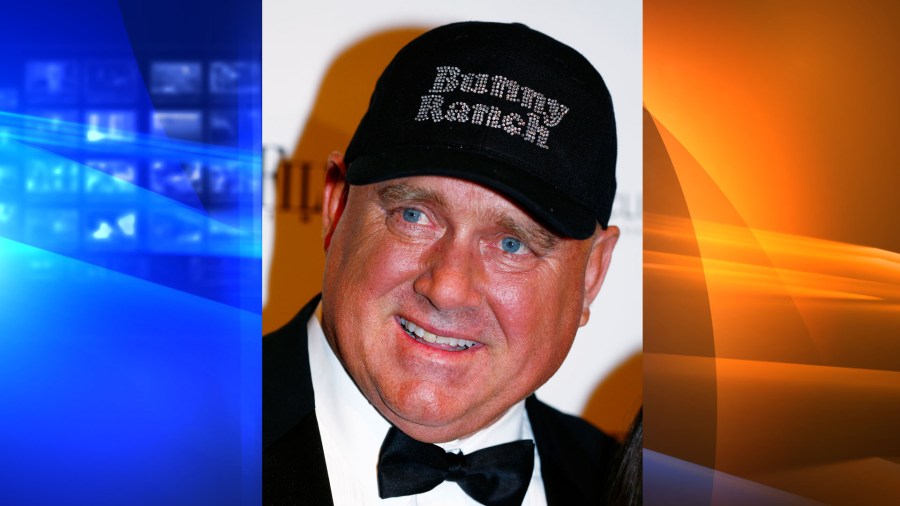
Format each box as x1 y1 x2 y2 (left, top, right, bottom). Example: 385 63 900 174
645 2 900 503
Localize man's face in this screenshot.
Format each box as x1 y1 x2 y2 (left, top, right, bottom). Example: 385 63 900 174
321 164 617 443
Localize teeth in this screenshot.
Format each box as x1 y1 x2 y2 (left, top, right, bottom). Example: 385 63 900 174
399 317 478 350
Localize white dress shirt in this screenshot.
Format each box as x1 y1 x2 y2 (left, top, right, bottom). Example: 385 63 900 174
307 310 547 505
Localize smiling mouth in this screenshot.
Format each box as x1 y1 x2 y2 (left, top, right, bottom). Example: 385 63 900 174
399 317 479 351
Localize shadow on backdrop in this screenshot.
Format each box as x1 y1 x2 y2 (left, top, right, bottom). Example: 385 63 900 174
264 27 428 334
583 351 643 440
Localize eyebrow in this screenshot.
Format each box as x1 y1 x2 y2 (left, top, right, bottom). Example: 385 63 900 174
377 182 448 208
496 215 559 251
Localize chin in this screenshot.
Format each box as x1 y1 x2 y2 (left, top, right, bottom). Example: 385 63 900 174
375 392 464 442
379 389 507 443
389 416 477 444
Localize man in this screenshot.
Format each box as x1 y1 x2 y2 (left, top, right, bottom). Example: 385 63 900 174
264 21 621 505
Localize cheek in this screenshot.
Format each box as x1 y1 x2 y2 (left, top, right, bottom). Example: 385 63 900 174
333 211 426 282
490 266 584 324
486 275 531 343
329 218 396 288
491 281 521 307
489 270 584 364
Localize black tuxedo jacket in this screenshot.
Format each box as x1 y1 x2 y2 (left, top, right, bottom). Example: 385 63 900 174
263 296 619 505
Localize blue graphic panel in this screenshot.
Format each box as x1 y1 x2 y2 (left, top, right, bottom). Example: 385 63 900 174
0 1 261 504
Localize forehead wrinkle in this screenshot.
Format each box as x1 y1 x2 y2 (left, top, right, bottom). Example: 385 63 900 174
376 182 448 208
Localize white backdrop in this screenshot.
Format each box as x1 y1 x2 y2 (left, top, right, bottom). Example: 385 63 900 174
263 0 642 417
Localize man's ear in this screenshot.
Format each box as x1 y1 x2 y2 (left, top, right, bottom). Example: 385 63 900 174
580 225 620 326
322 152 349 251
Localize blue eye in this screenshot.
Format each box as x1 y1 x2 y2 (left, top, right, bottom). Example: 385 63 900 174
500 237 523 254
402 208 422 223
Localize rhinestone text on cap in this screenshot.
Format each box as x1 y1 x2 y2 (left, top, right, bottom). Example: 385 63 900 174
414 66 569 149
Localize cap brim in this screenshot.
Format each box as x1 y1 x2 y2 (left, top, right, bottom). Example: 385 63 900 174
346 145 597 239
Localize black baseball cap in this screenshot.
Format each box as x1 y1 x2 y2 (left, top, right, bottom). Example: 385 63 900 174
344 21 617 239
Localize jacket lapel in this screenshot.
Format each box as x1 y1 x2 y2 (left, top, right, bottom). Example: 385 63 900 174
263 296 334 505
526 395 619 505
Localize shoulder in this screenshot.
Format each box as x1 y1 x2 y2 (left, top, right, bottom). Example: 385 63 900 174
527 395 617 456
263 295 321 448
263 296 335 504
526 395 619 503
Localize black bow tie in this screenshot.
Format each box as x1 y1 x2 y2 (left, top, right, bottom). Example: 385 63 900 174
377 426 535 506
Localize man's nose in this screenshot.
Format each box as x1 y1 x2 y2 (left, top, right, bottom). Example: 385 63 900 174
413 236 482 311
